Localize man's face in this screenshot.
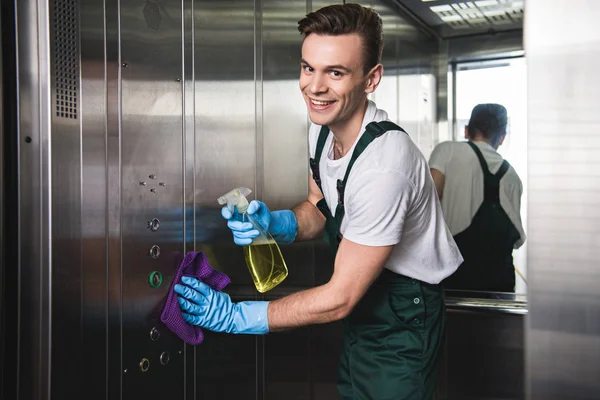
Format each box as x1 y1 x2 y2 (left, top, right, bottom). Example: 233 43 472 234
299 33 377 128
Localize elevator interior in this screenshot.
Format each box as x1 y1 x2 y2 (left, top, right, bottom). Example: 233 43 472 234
2 0 599 399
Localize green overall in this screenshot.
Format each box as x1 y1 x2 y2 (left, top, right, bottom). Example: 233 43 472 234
309 121 446 400
443 141 521 292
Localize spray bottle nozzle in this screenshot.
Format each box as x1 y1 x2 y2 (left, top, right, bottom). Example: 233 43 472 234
217 187 252 214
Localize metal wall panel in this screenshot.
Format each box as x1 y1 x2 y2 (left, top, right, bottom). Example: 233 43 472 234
15 0 53 399
525 1 600 399
6 1 442 399
262 2 314 398
193 0 260 398
105 0 123 397
119 1 185 397
79 0 108 398
49 0 84 395
182 0 197 398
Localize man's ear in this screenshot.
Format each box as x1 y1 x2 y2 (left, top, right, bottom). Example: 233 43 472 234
365 64 383 94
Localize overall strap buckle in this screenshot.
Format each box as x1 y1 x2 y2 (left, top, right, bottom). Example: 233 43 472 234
336 179 346 207
310 158 322 192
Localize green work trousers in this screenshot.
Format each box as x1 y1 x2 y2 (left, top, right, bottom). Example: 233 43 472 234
337 269 446 400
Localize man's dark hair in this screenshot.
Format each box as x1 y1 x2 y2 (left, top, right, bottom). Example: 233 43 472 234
467 103 508 145
297 3 384 75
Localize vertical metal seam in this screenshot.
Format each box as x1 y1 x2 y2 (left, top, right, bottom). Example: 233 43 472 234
181 0 186 258
102 1 109 398
0 3 4 392
180 0 187 398
190 1 197 396
116 0 123 398
14 2 22 397
76 0 85 388
37 0 53 397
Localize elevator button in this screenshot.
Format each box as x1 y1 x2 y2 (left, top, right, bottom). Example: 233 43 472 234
150 327 160 341
139 358 150 372
148 218 160 232
160 352 170 365
149 245 160 259
149 271 163 288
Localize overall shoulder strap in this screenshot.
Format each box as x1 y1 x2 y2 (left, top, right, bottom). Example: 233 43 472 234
365 120 407 136
313 125 330 163
342 121 408 185
309 125 331 194
337 121 409 204
467 141 492 177
495 160 510 180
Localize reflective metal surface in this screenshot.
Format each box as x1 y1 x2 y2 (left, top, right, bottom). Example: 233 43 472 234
79 0 108 397
119 0 186 397
193 0 260 397
49 0 84 397
0 2 19 398
3 0 543 398
446 290 528 315
439 309 525 400
14 0 53 399
526 1 600 399
0 2 5 396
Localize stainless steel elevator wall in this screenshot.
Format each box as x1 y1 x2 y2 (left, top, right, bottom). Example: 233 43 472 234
526 1 600 399
6 0 438 399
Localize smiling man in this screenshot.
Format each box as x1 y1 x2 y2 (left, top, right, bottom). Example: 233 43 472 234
174 4 463 399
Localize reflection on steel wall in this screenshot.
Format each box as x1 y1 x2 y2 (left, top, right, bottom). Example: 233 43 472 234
6 0 436 399
526 1 600 399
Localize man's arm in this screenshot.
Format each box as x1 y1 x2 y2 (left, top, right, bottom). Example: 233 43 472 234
267 238 393 330
430 168 445 200
291 172 327 241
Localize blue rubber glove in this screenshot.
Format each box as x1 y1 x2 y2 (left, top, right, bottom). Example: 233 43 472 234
221 200 297 245
174 276 269 335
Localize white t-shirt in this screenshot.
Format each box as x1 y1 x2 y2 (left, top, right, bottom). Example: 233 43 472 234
428 140 526 249
308 100 463 284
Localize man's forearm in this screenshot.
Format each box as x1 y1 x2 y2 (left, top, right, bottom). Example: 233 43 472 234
292 200 326 241
267 282 350 331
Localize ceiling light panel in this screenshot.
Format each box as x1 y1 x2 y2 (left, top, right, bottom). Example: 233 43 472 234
429 0 524 29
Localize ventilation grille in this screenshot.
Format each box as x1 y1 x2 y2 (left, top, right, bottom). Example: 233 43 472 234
143 1 162 31
52 0 79 119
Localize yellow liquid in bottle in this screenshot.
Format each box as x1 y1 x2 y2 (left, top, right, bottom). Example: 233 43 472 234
243 242 288 293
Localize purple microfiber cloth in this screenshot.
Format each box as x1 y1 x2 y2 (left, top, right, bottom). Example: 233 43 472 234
160 251 231 345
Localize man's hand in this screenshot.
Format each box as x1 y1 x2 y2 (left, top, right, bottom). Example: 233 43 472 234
174 276 270 335
221 201 298 245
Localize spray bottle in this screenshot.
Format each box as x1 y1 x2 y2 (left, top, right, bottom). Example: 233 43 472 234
217 187 288 293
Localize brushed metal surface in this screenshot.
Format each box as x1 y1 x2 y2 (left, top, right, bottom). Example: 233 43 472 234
193 0 259 396
439 310 525 400
80 1 108 399
0 5 4 395
4 1 542 399
15 0 53 399
1 3 20 399
105 0 122 398
49 0 84 398
525 1 600 399
262 0 314 395
119 0 186 398
182 0 196 398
